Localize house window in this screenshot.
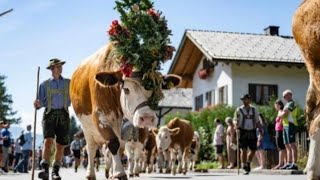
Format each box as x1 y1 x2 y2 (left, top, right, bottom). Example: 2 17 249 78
205 91 213 106
195 94 203 111
249 84 278 105
218 85 228 104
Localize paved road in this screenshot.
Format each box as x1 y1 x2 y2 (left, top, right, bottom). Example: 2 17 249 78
0 168 307 180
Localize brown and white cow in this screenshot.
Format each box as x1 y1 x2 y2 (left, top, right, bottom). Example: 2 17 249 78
70 43 180 179
153 118 194 175
141 128 158 174
188 131 200 171
293 0 320 179
124 126 149 177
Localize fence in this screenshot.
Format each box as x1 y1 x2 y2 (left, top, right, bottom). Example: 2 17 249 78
296 131 309 157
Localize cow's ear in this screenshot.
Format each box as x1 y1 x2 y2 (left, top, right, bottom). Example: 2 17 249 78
169 127 180 136
151 128 159 136
162 74 181 89
95 71 123 86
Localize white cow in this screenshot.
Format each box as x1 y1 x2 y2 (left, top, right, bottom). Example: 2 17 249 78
188 131 200 171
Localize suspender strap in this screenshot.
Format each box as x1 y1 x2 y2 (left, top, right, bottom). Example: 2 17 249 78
63 79 69 112
46 80 52 114
239 107 255 129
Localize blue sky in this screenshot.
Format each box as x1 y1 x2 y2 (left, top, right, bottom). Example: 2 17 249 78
0 0 302 133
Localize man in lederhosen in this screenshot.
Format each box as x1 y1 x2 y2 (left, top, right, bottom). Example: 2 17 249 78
233 94 262 175
34 58 70 180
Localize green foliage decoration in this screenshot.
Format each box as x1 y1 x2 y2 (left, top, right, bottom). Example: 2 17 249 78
108 0 175 109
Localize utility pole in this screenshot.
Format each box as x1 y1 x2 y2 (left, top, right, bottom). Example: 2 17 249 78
0 9 13 17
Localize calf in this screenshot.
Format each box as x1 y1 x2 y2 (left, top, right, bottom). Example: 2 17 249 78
141 128 158 174
153 118 194 175
124 127 149 177
188 131 200 171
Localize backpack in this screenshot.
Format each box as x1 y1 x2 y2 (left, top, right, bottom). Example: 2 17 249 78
18 133 26 146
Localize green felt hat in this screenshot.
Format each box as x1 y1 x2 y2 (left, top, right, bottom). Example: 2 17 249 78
46 58 65 69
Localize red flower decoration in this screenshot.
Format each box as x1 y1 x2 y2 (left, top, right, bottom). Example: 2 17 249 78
119 63 133 77
108 20 121 37
147 8 160 19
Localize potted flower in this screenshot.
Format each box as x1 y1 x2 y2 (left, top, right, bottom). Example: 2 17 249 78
198 68 209 79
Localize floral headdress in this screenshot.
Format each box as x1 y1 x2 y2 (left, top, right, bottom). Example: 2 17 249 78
108 0 175 109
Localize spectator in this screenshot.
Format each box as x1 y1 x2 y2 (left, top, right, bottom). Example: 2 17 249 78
14 124 33 173
1 123 11 173
13 136 23 169
254 114 276 170
95 146 101 172
273 99 287 169
0 121 9 175
233 94 262 175
279 89 298 170
225 117 236 169
70 134 81 172
8 140 15 170
37 146 42 170
213 118 225 169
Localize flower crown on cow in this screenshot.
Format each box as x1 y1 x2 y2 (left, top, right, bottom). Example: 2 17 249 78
108 0 176 109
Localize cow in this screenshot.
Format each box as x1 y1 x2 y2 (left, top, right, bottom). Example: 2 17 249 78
124 126 149 177
141 128 158 174
188 131 200 171
70 43 180 180
102 140 126 179
156 149 171 174
153 118 194 175
293 0 320 179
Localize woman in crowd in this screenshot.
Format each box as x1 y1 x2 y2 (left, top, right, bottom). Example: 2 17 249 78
255 114 276 170
273 99 287 169
225 117 236 169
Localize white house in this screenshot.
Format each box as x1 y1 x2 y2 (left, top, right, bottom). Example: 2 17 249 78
157 88 192 125
169 26 309 110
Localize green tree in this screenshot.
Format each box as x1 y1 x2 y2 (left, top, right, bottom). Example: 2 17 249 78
0 75 21 124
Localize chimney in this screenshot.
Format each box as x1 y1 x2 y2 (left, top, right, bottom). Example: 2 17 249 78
264 25 279 36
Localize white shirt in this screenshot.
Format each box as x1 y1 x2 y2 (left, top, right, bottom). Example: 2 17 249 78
213 124 224 145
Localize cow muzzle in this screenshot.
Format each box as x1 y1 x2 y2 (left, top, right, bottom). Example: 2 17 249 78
138 114 156 127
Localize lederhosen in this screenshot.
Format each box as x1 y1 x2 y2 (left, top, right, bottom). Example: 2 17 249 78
238 107 258 151
42 79 70 145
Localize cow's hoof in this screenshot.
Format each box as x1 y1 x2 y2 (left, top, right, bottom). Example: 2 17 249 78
182 171 187 175
129 174 134 178
105 170 109 179
140 170 145 173
111 174 128 180
86 177 96 180
134 174 139 177
159 169 163 173
116 175 128 180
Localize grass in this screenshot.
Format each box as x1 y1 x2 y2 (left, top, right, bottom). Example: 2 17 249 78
195 161 219 170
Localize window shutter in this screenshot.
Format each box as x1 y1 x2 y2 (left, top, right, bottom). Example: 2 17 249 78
248 84 256 103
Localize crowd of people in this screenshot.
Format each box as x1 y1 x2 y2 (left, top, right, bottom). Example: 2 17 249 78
213 90 299 175
0 123 33 175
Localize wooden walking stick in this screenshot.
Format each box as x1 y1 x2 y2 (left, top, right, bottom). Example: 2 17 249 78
236 129 240 175
31 67 40 180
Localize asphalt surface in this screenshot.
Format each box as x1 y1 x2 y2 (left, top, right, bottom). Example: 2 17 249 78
0 168 307 180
